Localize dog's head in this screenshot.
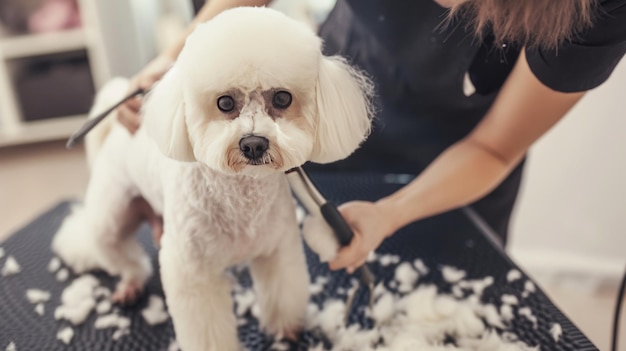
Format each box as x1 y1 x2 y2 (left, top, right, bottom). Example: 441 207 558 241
143 7 373 177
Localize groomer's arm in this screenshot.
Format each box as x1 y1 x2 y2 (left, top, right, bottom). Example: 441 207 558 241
329 50 586 272
118 0 272 132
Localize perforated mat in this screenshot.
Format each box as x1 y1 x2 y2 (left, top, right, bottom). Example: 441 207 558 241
0 173 597 350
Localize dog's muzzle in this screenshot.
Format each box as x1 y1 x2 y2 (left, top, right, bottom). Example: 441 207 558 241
239 135 269 164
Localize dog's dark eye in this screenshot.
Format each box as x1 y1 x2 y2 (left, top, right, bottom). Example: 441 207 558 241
272 91 292 109
217 96 235 112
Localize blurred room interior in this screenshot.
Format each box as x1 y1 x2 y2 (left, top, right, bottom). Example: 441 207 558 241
0 0 624 349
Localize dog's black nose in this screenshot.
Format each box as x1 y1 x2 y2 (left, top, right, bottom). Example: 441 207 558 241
239 136 269 160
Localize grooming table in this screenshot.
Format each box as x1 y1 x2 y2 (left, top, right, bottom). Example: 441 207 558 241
0 173 598 350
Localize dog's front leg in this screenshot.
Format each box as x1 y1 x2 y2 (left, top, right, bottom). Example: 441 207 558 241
249 232 309 339
160 238 238 351
301 214 340 262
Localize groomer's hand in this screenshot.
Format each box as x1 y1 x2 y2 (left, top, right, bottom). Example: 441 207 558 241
117 55 174 133
328 200 397 273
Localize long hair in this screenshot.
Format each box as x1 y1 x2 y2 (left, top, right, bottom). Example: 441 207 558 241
449 0 598 49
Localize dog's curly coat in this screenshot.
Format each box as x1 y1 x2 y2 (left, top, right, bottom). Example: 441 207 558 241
53 7 373 350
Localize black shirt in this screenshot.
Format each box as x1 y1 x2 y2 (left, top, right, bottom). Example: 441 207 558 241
527 0 626 92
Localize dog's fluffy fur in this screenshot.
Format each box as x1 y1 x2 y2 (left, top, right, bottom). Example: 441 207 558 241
53 7 373 350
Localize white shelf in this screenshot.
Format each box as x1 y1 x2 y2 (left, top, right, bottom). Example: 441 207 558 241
0 115 86 147
0 29 87 59
0 0 117 147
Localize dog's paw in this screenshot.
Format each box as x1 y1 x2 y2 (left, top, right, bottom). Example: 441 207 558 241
112 279 143 305
302 215 340 262
267 324 301 342
52 205 101 274
281 327 301 342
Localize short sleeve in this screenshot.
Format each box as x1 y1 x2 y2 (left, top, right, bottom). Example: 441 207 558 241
526 0 626 93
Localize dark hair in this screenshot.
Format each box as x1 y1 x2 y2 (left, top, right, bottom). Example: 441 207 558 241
449 0 598 49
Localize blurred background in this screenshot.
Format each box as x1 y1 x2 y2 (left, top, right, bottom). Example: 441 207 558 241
0 0 624 349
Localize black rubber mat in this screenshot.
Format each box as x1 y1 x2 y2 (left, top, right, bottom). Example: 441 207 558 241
0 173 598 350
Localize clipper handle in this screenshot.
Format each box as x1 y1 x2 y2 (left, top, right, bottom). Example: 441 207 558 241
320 202 374 286
320 202 354 246
66 87 145 148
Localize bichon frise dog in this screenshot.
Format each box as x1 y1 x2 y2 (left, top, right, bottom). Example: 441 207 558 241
53 7 373 350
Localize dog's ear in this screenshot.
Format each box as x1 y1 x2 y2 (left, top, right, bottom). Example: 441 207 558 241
310 56 373 164
143 66 195 162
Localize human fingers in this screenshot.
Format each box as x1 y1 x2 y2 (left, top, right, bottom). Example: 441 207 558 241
125 95 142 112
137 75 160 92
117 103 140 134
114 76 143 133
347 256 369 274
328 234 369 271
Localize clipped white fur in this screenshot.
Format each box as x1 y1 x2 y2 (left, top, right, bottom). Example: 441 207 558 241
302 214 340 262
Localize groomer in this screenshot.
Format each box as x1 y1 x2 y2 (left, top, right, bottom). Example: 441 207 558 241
119 0 626 273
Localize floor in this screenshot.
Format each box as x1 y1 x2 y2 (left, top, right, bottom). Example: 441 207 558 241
0 141 623 350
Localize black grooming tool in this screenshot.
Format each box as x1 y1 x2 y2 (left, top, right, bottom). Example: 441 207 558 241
66 88 145 148
286 167 375 323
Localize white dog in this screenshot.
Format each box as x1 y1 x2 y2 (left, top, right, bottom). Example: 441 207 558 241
53 7 373 351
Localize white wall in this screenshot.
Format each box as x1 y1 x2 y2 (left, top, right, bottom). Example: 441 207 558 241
509 56 626 286
85 0 177 80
